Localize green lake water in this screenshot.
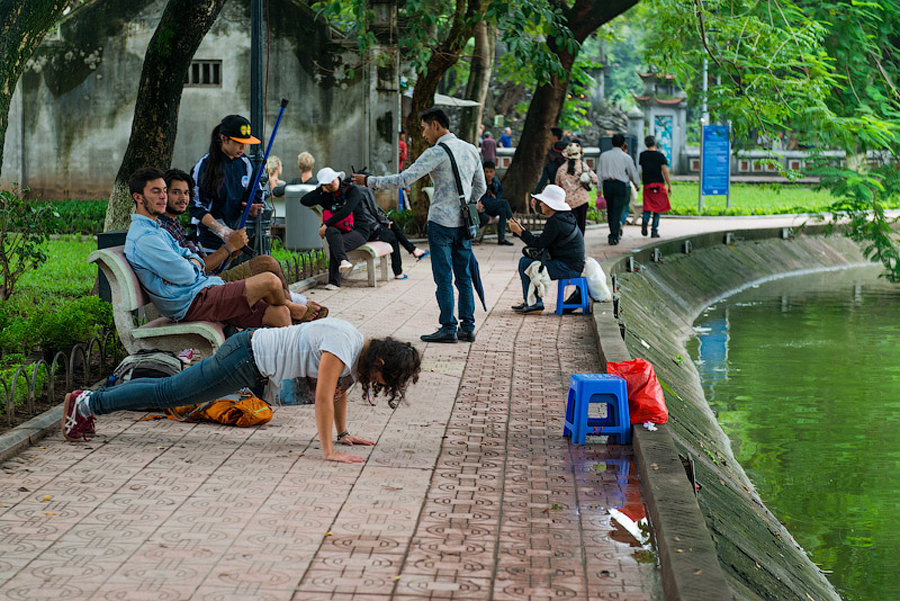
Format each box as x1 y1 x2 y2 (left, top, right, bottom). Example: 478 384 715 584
686 267 900 601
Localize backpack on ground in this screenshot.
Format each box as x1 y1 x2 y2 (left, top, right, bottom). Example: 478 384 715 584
162 391 272 427
108 349 182 385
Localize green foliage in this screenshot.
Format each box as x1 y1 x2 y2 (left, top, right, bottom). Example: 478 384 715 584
37 296 113 356
642 0 900 279
0 188 60 301
813 163 900 281
0 357 48 411
0 296 112 357
387 208 426 238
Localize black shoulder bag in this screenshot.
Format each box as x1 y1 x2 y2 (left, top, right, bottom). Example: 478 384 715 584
522 222 580 264
439 142 480 240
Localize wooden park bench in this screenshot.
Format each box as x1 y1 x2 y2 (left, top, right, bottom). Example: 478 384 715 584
88 247 226 359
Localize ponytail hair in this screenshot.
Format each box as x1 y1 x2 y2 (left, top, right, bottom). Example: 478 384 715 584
200 124 227 197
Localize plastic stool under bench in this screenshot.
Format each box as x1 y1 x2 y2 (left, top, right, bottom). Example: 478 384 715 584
556 277 591 315
563 373 631 445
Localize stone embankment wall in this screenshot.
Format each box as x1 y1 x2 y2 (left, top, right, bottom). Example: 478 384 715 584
605 227 865 600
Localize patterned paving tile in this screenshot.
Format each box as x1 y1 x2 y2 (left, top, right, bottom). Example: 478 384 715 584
0 233 662 600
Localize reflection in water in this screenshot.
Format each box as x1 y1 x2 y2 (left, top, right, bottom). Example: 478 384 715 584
689 268 900 601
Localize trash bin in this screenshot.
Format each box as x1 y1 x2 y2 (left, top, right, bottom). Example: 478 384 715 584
284 184 322 250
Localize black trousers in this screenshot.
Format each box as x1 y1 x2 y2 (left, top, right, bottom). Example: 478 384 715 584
326 226 367 285
602 180 629 243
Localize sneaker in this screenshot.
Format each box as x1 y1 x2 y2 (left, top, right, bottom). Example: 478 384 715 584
497 239 514 246
177 349 194 365
62 391 95 442
339 260 353 274
324 283 341 291
651 232 661 238
511 302 527 311
641 221 648 236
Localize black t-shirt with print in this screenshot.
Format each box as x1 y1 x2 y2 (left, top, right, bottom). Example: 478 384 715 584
639 150 668 185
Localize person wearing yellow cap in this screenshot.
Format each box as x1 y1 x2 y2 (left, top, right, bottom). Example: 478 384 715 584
189 114 265 254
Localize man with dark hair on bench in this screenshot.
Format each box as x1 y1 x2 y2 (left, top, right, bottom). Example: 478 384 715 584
160 169 326 318
478 161 514 246
125 167 315 329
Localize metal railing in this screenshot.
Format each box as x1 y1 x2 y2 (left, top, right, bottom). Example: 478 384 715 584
278 249 329 284
1 329 125 426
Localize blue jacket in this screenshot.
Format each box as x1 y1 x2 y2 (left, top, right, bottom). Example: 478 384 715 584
124 214 224 322
190 152 262 251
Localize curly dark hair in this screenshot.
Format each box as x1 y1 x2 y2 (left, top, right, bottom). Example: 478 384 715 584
358 338 422 409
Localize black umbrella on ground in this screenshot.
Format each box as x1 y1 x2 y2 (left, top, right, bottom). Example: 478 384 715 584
470 253 487 311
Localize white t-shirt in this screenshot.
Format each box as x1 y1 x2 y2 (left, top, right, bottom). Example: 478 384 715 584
250 318 365 404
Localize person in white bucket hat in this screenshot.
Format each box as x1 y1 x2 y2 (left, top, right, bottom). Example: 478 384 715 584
300 167 371 290
507 185 585 314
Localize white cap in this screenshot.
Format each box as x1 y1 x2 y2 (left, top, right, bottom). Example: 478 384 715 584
316 167 345 187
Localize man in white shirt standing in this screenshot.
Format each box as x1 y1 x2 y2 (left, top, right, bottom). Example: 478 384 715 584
352 107 486 343
599 134 640 245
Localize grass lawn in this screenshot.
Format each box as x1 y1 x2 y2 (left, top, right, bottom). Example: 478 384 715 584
588 181 898 217
19 236 98 298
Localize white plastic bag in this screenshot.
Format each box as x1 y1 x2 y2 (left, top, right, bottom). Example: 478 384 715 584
584 257 612 302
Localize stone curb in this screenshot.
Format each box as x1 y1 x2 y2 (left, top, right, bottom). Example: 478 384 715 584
593 308 733 601
0 405 63 464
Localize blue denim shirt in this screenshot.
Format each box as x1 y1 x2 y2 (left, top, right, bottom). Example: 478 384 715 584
367 133 486 229
124 214 224 322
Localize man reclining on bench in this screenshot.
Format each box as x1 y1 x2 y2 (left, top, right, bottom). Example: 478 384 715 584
160 169 327 319
125 167 313 329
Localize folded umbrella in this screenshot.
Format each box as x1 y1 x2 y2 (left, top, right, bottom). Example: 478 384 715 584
469 254 487 311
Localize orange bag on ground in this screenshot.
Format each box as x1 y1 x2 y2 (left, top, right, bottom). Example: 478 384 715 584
156 391 273 427
606 358 669 424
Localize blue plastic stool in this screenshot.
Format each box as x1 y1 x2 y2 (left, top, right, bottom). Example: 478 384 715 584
556 277 591 315
563 373 631 445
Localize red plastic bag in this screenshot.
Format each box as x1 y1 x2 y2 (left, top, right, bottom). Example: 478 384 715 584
607 358 668 424
595 195 607 211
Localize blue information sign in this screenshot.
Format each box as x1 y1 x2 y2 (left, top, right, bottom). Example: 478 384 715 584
701 124 730 196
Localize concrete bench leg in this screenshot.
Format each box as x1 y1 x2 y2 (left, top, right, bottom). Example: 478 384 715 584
379 255 389 282
367 257 377 287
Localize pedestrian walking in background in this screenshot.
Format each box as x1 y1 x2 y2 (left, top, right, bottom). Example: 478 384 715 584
638 135 673 238
554 143 598 234
599 134 640 245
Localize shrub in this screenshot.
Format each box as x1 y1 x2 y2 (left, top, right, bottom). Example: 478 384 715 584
0 188 60 300
37 296 113 357
0 356 48 412
45 200 107 235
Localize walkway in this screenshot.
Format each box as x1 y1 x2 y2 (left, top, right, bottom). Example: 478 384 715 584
0 214 808 600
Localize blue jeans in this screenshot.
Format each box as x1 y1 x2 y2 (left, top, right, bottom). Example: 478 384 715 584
427 221 475 333
88 330 265 415
518 256 582 303
642 211 661 234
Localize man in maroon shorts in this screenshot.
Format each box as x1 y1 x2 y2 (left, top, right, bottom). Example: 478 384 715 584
124 168 309 329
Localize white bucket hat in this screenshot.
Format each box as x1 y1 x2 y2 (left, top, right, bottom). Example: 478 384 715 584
316 167 345 187
532 184 570 212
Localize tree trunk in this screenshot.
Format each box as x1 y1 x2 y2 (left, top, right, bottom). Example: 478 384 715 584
104 0 227 231
459 21 495 144
501 0 639 208
0 0 70 182
403 0 483 226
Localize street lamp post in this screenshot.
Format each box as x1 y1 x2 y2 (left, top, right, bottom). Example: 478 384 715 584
250 0 265 164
